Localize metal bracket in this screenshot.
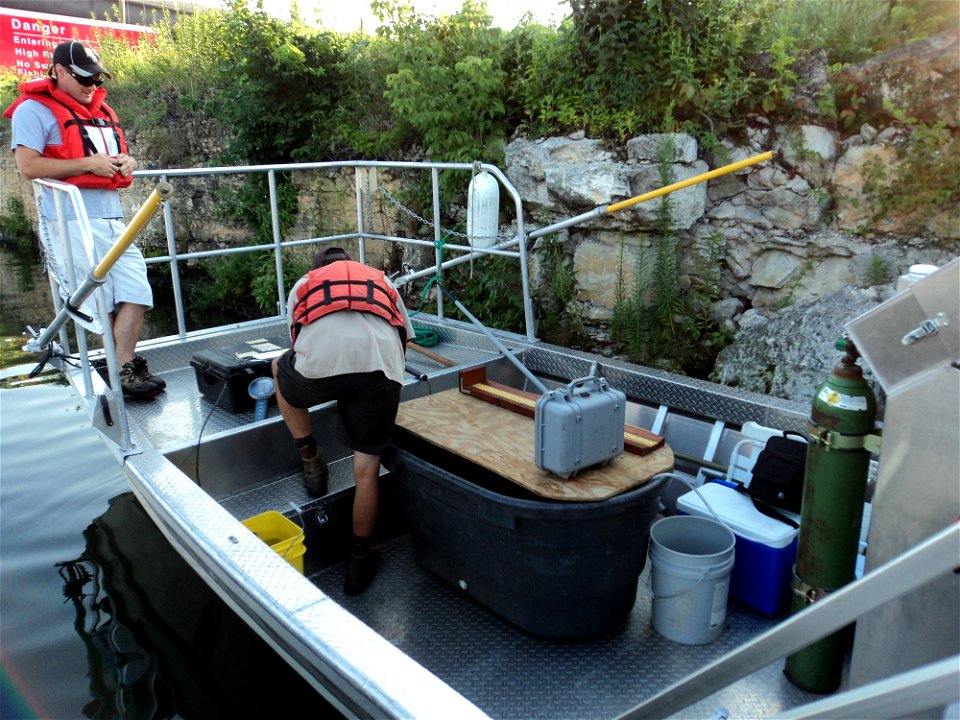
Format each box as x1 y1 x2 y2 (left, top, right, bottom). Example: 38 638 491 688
901 312 948 346
792 576 832 605
807 423 881 452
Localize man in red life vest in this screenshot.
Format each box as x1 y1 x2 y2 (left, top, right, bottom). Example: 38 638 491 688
5 41 163 398
273 247 414 594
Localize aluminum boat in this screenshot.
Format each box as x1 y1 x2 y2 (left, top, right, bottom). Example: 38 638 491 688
21 160 959 719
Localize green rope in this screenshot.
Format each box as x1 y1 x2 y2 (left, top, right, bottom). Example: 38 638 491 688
412 323 440 347
408 231 454 319
406 226 463 350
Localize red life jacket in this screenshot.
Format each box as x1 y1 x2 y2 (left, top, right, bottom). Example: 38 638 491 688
290 260 407 349
4 78 132 190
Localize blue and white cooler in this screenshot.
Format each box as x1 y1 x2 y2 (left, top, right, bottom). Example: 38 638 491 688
677 482 799 617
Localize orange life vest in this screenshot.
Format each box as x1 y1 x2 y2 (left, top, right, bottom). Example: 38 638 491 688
290 260 407 348
4 78 132 190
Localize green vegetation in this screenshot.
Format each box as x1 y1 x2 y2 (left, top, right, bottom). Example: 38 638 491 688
1 0 955 368
534 231 588 347
862 255 894 287
610 139 731 376
0 197 36 254
861 106 960 234
3 0 951 159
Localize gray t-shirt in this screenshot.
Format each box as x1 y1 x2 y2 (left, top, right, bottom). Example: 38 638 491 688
10 98 124 221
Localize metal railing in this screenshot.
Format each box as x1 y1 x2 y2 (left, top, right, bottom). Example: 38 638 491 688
132 160 537 341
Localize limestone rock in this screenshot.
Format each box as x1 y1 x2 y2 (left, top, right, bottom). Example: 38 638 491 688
710 285 896 403
830 27 960 128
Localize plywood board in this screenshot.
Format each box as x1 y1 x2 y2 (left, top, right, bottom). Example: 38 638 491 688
395 389 674 502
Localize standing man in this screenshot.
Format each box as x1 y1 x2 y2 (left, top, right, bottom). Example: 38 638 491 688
272 246 414 595
5 40 163 398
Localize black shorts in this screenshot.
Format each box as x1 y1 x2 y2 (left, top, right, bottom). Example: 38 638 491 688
275 349 401 455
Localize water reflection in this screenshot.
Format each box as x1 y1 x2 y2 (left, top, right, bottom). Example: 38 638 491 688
61 492 338 719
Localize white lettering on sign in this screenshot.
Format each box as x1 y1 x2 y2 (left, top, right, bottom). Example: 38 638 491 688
10 18 68 35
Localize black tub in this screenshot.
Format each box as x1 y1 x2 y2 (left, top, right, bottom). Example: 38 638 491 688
383 430 668 640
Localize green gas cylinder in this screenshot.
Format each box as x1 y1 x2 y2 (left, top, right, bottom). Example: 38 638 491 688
784 336 878 694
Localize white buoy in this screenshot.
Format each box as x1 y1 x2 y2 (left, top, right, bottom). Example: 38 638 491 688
466 171 499 249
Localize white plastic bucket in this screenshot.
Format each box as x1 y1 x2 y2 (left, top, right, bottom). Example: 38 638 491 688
649 515 736 645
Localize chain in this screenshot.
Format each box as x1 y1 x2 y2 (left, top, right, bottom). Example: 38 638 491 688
377 184 510 245
34 192 70 296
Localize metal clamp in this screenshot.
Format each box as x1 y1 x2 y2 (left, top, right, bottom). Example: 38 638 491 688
792 576 832 605
807 423 880 452
902 312 948 346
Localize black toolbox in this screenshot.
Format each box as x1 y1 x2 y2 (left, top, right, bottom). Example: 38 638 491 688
189 336 288 412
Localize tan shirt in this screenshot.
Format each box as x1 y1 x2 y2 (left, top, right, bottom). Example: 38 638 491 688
286 275 415 385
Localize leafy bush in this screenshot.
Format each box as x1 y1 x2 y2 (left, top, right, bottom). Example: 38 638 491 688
515 0 763 140
0 197 36 254
374 0 506 163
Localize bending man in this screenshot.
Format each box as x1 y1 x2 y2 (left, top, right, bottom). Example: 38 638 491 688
272 247 414 595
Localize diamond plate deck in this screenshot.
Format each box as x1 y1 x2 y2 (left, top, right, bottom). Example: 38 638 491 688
97 316 818 719
311 534 818 720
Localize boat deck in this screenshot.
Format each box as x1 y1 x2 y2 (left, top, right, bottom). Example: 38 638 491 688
310 532 818 720
123 320 501 454
91 318 824 719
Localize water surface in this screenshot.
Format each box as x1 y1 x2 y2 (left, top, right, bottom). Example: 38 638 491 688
0 371 331 719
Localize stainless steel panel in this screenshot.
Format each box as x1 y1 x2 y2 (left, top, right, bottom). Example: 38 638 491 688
848 259 960 692
850 364 960 689
847 258 959 393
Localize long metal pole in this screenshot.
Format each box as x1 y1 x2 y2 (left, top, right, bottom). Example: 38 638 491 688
528 151 773 241
437 285 548 394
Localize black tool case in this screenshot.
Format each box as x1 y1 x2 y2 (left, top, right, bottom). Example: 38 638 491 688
189 336 288 412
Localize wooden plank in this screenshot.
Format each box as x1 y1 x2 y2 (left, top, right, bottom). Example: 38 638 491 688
396 388 674 502
459 368 665 455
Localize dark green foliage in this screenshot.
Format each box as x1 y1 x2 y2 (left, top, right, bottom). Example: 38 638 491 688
534 232 588 347
610 138 731 376
516 0 763 139
419 255 526 334
0 197 37 255
374 0 506 163
211 1 351 165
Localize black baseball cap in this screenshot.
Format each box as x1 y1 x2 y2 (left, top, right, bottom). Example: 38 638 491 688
51 41 112 80
313 246 351 269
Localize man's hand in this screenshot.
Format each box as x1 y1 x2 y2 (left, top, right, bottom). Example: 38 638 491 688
14 146 136 181
112 153 137 177
87 152 121 177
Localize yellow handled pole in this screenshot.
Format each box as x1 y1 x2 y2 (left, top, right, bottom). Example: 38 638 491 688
605 151 772 214
527 151 773 242
25 181 174 354
93 182 174 279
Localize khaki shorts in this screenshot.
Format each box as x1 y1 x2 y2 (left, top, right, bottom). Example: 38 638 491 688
65 218 153 312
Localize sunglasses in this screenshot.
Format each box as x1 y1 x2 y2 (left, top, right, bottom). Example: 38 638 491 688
65 67 105 88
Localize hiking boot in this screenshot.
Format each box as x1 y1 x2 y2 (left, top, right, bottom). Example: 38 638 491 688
132 356 166 390
344 545 380 595
301 450 329 497
119 360 164 399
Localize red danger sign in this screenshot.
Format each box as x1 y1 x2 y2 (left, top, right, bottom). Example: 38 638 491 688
0 8 153 76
